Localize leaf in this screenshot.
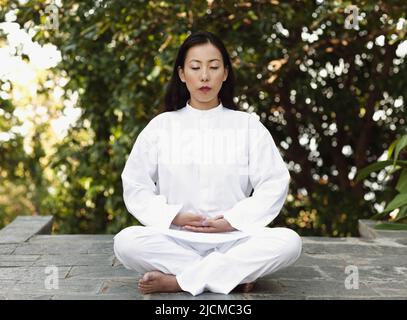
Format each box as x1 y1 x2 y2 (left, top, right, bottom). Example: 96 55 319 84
394 205 407 222
374 222 407 231
371 210 391 220
354 160 407 182
393 135 407 165
382 193 407 214
396 168 407 193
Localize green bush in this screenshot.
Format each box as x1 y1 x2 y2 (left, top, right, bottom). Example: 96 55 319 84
1 1 406 236
355 134 407 227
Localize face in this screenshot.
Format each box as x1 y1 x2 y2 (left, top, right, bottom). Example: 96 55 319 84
178 43 228 110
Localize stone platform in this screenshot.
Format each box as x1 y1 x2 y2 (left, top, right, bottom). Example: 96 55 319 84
0 216 406 300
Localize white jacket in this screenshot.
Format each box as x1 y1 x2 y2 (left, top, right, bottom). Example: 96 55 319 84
121 100 290 243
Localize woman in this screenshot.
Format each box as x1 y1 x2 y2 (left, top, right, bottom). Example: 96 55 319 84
113 31 302 296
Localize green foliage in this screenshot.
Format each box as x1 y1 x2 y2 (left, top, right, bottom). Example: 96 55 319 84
374 222 407 230
356 134 407 225
1 0 406 236
0 101 51 229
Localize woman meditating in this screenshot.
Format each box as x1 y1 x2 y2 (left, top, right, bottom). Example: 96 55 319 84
113 31 302 296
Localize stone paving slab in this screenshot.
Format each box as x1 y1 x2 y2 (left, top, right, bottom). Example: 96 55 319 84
66 265 137 279
369 284 407 297
0 244 18 255
0 236 407 300
32 254 116 267
0 266 71 281
293 253 348 267
359 219 407 241
0 216 53 244
318 265 407 283
29 235 114 242
256 279 379 297
8 278 104 295
4 293 55 300
346 255 407 267
13 241 113 255
0 255 41 267
0 280 17 294
1 216 406 300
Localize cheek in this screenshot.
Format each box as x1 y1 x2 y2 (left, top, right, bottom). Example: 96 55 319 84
182 72 196 89
183 70 198 81
214 73 226 86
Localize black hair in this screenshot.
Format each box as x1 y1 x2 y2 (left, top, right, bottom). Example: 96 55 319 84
163 31 237 112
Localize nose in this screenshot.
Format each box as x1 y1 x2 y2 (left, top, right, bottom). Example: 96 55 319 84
200 67 209 82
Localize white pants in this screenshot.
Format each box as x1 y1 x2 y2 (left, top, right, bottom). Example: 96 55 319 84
113 226 302 296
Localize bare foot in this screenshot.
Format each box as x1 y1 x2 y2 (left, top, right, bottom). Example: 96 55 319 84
233 282 256 293
138 271 182 294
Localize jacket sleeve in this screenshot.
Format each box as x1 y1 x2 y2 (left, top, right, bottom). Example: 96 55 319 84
223 114 291 232
121 117 183 229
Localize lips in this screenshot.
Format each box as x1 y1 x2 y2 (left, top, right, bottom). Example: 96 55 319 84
199 86 211 92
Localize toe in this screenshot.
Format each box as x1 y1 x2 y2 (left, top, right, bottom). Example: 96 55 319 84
142 273 150 282
243 283 255 293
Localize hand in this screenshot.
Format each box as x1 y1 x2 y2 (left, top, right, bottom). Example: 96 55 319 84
182 215 237 233
172 212 207 227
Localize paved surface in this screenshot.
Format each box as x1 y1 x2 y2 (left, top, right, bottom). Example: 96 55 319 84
0 216 406 300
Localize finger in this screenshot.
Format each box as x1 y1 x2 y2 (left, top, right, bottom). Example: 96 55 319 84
194 227 217 233
188 218 207 227
204 215 223 225
202 217 222 227
204 219 230 232
183 225 203 232
189 221 205 227
191 214 206 222
183 225 217 233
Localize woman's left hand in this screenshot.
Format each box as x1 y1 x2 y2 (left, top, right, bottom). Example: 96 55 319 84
182 215 237 233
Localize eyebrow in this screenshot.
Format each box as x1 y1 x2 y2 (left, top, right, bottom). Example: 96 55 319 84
189 59 221 63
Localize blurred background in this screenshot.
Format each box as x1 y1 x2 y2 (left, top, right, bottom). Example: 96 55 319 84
0 0 406 236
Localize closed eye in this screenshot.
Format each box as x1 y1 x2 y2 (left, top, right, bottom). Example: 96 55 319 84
191 67 219 70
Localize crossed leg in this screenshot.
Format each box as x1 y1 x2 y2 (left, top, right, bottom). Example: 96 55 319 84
113 226 202 294
113 226 302 296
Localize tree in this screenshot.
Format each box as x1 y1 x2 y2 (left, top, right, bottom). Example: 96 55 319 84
1 0 405 236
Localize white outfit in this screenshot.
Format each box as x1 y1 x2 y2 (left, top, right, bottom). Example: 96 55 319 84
113 101 302 296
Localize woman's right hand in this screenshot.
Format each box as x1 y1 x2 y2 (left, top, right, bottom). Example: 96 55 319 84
172 212 206 227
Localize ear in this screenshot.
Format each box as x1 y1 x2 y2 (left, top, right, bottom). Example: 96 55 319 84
223 66 229 82
178 66 186 83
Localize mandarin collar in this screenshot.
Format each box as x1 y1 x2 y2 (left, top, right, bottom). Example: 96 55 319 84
185 100 224 116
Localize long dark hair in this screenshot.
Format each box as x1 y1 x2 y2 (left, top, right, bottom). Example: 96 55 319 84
163 31 237 112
